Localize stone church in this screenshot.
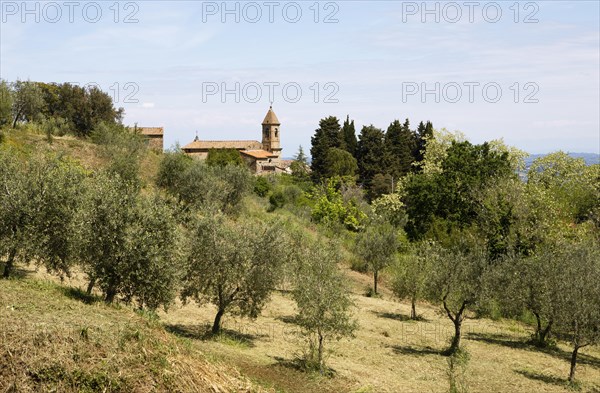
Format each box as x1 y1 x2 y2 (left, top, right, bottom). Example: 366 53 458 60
182 106 287 174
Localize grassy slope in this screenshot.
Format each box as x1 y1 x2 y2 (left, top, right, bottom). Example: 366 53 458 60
0 278 262 393
2 128 600 392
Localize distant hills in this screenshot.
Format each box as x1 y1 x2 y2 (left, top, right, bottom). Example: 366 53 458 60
525 153 599 169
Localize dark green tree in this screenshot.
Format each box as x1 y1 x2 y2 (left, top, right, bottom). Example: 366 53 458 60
310 116 343 182
356 125 387 196
341 115 357 157
385 119 417 179
404 141 513 240
324 147 358 180
206 148 244 167
414 121 434 166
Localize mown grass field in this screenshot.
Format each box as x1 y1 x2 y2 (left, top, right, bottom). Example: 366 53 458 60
6 261 597 393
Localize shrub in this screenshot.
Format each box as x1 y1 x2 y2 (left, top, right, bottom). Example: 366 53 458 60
253 176 271 197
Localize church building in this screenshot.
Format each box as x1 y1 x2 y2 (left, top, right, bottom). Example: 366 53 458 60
182 106 286 174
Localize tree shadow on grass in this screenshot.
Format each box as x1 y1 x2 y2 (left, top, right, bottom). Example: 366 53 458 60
60 286 100 305
373 311 428 323
389 344 442 357
515 369 567 388
467 332 600 370
0 262 35 279
164 323 263 348
270 355 338 377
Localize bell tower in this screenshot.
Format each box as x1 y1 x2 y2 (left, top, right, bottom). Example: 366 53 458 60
261 106 281 158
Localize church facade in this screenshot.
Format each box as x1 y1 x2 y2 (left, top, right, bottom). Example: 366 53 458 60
182 106 286 174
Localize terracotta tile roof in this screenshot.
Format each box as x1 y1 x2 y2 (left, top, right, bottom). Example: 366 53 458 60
262 106 280 125
137 127 164 136
182 140 262 151
241 150 278 159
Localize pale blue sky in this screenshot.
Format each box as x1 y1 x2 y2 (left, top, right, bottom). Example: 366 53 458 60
1 1 599 155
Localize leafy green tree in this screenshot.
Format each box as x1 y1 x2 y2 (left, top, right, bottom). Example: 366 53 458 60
253 176 272 197
310 116 343 182
341 115 357 157
324 147 358 180
385 119 417 179
392 240 439 319
528 152 599 223
310 178 367 231
0 80 12 127
404 140 513 240
355 221 399 294
206 148 244 167
11 80 44 127
292 239 357 373
181 215 286 334
371 192 407 228
356 125 387 197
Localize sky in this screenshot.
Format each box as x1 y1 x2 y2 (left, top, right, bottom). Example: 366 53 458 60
1 0 599 156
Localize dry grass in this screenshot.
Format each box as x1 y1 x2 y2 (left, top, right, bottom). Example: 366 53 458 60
0 277 267 393
158 264 600 393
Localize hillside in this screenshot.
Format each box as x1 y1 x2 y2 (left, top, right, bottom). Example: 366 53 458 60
0 278 263 393
1 128 600 393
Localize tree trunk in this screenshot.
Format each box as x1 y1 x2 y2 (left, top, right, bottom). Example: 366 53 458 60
105 285 117 303
318 331 324 374
212 308 225 335
373 270 378 295
443 299 466 355
449 318 462 354
2 247 17 279
569 346 579 382
411 296 417 320
532 312 552 346
86 277 96 295
540 320 553 344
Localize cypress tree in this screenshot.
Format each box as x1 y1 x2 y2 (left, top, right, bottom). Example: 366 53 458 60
414 120 434 166
356 125 387 195
341 115 357 157
385 119 417 180
310 116 343 182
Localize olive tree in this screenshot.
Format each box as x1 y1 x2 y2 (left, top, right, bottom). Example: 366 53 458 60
355 221 399 294
292 239 357 373
426 234 488 354
181 215 286 334
118 193 182 310
0 149 35 278
30 155 85 278
76 171 137 300
391 240 439 319
553 231 600 382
